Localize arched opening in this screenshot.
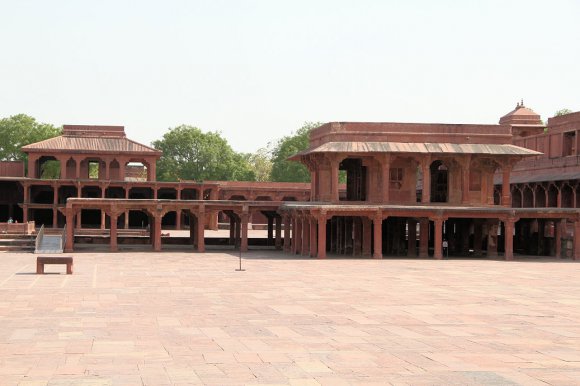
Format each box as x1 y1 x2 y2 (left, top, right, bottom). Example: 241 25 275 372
511 186 522 208
162 211 176 227
109 159 120 181
229 195 246 201
534 185 546 208
125 162 148 181
282 196 297 201
79 158 105 180
416 166 423 203
522 186 534 207
340 158 367 201
547 185 558 207
38 156 61 179
562 184 574 208
128 210 150 228
430 161 448 203
65 158 76 179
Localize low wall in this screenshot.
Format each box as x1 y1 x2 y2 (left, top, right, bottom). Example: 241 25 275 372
0 221 35 235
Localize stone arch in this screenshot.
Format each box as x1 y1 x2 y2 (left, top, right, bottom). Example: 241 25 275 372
430 160 448 203
534 185 546 208
65 158 76 179
37 155 61 179
547 184 559 207
511 185 522 208
522 185 534 208
124 158 149 181
562 183 574 208
109 159 120 180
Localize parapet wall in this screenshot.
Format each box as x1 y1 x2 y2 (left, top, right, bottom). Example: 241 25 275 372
0 161 25 177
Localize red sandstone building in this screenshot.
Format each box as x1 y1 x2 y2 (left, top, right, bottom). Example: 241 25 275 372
1 104 579 259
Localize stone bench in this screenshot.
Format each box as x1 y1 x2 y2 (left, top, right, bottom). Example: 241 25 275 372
36 256 73 275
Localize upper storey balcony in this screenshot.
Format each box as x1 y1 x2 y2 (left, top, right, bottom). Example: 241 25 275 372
21 125 162 182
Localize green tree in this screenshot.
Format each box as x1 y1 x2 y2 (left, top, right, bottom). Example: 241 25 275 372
554 108 573 117
0 114 61 161
270 122 321 182
245 147 273 182
152 125 255 182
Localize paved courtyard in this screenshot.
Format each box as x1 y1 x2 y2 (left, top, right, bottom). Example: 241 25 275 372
0 251 579 385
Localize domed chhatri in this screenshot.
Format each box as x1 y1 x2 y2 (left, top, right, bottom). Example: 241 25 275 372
499 100 545 137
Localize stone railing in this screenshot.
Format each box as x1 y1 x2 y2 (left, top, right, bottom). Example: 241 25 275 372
0 221 35 235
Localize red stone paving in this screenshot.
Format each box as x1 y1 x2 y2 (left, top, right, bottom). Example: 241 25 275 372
1 251 580 385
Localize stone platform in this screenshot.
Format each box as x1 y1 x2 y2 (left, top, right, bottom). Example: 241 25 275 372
0 251 579 385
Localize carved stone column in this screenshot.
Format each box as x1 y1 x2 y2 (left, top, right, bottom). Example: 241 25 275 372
373 213 383 259
503 218 515 260
432 216 444 259
240 211 249 252
110 211 119 252
419 218 429 258
317 211 327 259
197 207 206 253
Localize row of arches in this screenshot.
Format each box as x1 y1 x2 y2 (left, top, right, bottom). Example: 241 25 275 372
335 156 474 204
31 155 155 181
492 182 580 208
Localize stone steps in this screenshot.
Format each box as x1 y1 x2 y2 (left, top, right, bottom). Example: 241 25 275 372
0 235 35 252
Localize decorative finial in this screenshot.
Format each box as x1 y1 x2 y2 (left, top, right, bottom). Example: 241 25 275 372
520 98 524 108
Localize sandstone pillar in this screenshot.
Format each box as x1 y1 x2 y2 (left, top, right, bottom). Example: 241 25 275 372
275 216 282 250
362 217 371 256
110 212 118 252
421 158 431 203
197 209 206 252
153 215 162 252
294 216 302 255
502 166 512 207
555 219 563 258
302 217 310 256
419 218 429 258
64 210 75 253
240 212 249 252
309 217 317 257
504 218 515 260
317 212 327 259
373 214 383 259
433 217 443 259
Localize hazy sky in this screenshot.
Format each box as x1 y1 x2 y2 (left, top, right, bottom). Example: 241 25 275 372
1 0 579 153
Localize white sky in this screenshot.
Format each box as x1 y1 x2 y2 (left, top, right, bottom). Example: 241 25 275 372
1 0 579 153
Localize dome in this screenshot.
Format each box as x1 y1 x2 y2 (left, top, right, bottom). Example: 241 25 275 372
499 100 543 126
